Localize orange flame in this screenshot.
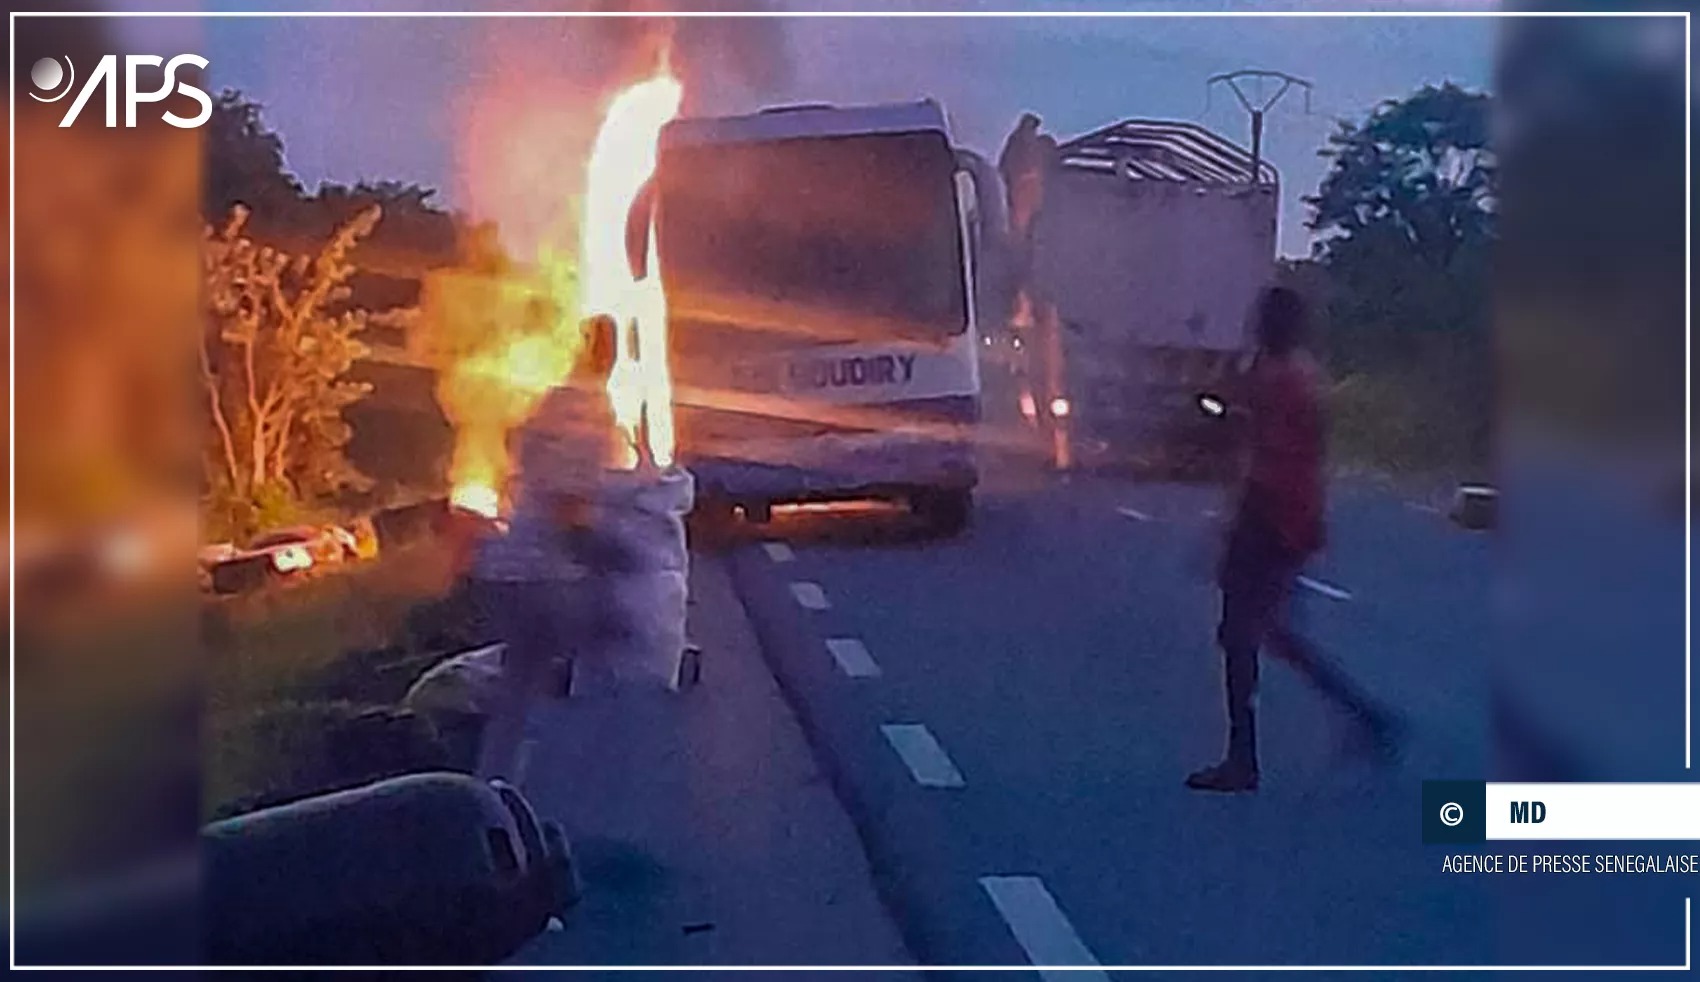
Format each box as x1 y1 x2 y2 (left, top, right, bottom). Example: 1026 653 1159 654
448 471 503 519
580 71 682 471
430 262 577 519
440 63 681 515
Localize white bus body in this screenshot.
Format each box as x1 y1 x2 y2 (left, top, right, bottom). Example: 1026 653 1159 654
656 101 982 530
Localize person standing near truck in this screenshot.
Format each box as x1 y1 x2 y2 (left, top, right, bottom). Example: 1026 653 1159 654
1186 287 1399 793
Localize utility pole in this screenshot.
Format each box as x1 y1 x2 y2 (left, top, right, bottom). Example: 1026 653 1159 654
1206 70 1313 183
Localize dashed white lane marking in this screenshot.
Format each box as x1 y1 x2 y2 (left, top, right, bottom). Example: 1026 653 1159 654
825 638 882 678
762 541 796 563
1298 575 1354 601
514 738 538 785
978 876 1108 981
789 581 830 610
880 723 965 788
1115 506 1153 522
1406 501 1443 515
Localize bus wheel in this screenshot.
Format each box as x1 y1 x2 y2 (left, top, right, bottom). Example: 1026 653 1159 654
914 489 972 537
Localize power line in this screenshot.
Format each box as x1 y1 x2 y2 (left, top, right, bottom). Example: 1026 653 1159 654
1205 69 1313 183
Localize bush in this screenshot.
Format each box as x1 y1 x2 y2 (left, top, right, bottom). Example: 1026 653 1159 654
205 699 447 820
1328 363 1488 477
203 479 319 546
204 541 470 819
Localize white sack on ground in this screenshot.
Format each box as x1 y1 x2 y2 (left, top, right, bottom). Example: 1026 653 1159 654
589 467 694 691
507 383 695 693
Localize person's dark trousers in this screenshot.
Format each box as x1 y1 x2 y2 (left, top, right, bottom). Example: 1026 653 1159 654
1215 514 1389 775
1216 524 1287 774
474 578 585 781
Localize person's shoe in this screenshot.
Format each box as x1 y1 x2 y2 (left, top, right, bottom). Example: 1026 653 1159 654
1185 760 1259 793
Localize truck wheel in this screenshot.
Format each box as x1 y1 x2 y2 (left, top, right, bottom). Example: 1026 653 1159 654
915 489 972 537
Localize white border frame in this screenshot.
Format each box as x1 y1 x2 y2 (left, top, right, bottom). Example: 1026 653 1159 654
6 5 1693 971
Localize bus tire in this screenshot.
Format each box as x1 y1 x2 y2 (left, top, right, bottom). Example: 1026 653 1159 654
915 488 972 537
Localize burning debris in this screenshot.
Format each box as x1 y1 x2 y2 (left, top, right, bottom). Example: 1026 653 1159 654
425 256 580 519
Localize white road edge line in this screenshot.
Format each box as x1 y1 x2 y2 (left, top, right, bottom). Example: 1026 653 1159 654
979 875 1109 982
762 541 796 563
789 581 830 610
826 638 882 678
514 738 538 785
880 723 965 788
1116 506 1152 522
1298 575 1354 602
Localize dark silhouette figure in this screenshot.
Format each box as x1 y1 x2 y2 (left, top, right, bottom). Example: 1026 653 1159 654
1187 287 1399 793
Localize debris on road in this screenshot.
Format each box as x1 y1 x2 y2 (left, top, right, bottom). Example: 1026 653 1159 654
1449 483 1498 530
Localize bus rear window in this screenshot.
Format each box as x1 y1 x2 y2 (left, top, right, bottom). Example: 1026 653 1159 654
656 131 967 342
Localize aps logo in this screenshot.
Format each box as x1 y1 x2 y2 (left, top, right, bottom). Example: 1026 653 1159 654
29 54 211 129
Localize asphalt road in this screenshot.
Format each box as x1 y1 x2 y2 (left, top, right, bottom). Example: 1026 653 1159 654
509 557 914 972
723 465 1693 971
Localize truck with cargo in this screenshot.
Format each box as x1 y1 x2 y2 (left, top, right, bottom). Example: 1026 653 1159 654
1018 118 1278 474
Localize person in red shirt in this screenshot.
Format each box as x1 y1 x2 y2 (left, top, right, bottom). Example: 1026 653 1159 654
1186 287 1399 793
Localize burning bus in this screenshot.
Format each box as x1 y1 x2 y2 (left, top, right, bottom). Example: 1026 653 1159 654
651 100 985 534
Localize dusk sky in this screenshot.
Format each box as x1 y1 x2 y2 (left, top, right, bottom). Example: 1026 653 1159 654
121 2 1499 256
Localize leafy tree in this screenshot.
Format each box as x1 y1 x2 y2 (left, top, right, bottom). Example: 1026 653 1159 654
314 180 458 263
203 90 305 231
1308 83 1494 271
1303 83 1495 472
203 91 457 267
200 91 468 527
201 206 381 540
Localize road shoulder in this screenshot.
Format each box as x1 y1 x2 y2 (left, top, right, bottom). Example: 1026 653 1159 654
508 554 915 971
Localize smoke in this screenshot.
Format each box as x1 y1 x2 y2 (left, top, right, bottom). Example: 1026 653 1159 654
451 4 791 262
583 1 794 103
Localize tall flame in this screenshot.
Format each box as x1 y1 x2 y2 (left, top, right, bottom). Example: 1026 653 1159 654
580 71 682 470
440 64 681 517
